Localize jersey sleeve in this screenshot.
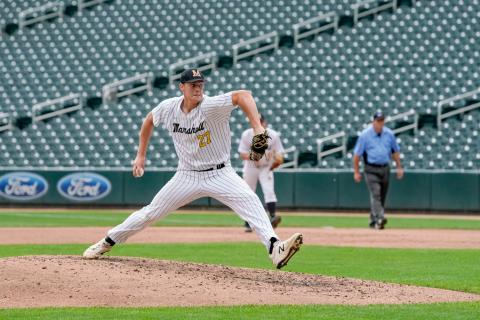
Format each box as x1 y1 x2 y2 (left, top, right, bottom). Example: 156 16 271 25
202 92 236 121
354 133 366 156
238 130 251 153
390 132 400 153
151 100 170 127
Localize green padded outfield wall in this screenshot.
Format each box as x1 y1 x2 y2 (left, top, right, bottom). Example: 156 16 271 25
337 172 370 208
387 172 432 210
294 172 338 208
430 172 480 211
0 170 478 211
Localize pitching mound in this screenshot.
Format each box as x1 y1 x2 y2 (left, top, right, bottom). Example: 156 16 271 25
1 256 478 308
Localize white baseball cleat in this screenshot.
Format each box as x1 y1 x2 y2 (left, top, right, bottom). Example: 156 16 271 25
269 233 303 269
83 238 112 259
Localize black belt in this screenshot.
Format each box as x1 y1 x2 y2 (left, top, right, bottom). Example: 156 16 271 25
366 163 389 168
196 163 225 172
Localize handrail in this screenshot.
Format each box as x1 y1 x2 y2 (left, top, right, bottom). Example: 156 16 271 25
0 112 13 132
386 109 418 135
352 0 398 25
278 146 299 169
78 0 110 11
437 87 480 129
32 93 82 122
102 73 153 104
169 52 217 83
293 12 338 44
232 32 279 64
317 131 347 162
19 2 64 28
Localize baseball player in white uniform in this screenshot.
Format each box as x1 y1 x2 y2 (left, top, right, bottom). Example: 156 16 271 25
83 69 303 269
239 115 284 232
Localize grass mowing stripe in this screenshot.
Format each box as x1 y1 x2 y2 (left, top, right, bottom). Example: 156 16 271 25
1 212 480 229
1 244 479 294
0 212 122 221
1 302 480 320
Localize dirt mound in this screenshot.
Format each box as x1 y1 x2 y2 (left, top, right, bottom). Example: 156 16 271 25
1 255 478 308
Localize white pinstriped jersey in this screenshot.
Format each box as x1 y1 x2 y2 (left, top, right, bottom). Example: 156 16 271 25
151 92 236 171
238 128 284 169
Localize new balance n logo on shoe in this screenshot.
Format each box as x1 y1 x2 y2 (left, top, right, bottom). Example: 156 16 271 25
278 244 285 253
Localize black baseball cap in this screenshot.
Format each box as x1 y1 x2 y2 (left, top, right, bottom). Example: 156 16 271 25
180 68 205 83
373 111 385 120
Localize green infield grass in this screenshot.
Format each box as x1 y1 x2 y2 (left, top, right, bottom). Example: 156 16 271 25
1 302 480 320
1 210 479 229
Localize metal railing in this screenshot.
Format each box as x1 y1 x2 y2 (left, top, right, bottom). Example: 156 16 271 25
233 32 279 64
317 131 347 162
19 2 64 28
32 93 82 122
0 113 13 132
293 12 338 44
169 52 217 83
386 109 418 135
352 0 397 25
278 146 299 169
102 73 153 104
437 87 480 129
78 0 110 11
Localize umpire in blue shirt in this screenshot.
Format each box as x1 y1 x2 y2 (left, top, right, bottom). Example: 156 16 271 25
353 111 404 229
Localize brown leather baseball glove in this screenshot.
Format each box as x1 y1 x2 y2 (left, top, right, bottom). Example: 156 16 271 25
249 130 270 161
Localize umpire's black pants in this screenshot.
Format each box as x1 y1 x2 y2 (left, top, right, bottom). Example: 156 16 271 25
364 164 390 225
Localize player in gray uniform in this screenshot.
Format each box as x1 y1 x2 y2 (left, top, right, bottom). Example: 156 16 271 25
83 69 303 269
239 115 284 232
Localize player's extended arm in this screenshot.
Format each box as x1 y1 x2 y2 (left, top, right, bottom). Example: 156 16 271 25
270 153 284 170
232 90 264 135
353 154 362 183
392 152 404 179
132 112 154 177
232 90 269 160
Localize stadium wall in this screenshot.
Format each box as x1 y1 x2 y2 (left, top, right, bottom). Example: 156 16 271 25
0 170 478 212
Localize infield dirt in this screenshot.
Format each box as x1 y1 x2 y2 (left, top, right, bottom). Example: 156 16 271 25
1 227 479 249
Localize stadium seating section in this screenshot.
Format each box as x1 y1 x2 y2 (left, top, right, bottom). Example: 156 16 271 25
0 0 478 170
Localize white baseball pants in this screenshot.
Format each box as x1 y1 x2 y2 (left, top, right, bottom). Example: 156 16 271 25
107 166 278 250
243 166 277 203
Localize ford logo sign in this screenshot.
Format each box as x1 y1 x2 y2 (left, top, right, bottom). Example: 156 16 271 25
0 172 49 201
57 172 111 201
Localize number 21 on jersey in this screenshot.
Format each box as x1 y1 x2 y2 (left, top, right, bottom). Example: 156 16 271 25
197 130 211 148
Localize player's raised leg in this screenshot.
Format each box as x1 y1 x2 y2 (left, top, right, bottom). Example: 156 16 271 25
83 172 201 258
204 167 302 269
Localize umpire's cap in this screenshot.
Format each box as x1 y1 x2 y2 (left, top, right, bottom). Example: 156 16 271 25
180 69 205 83
373 110 385 120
